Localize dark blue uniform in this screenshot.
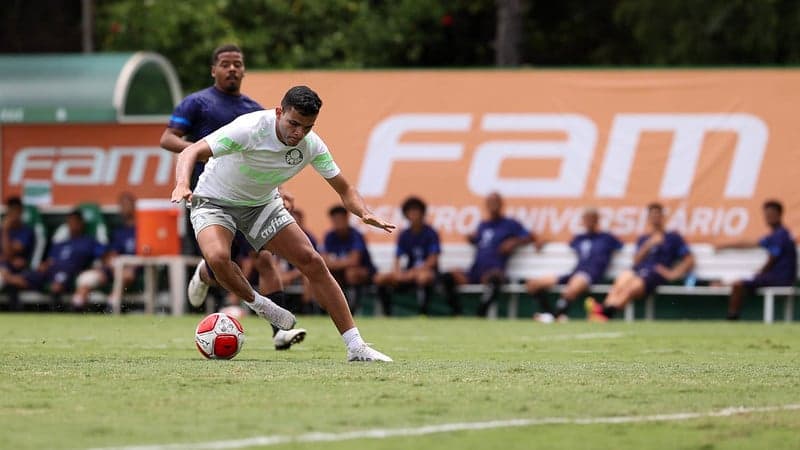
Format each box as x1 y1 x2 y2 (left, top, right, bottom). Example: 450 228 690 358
24 235 103 290
468 218 529 283
396 225 441 271
323 227 376 276
559 232 623 284
168 86 263 187
0 224 35 272
745 226 797 289
634 231 690 294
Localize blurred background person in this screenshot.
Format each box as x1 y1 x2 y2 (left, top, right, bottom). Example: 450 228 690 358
322 205 376 314
725 200 797 320
586 202 694 322
0 197 36 311
442 192 536 317
273 208 320 315
526 208 622 323
71 192 137 312
0 209 103 310
374 196 441 316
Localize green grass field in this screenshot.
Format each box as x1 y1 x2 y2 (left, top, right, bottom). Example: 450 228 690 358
1 314 799 450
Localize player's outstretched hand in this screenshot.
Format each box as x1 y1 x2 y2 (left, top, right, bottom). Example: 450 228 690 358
362 213 396 233
171 184 193 204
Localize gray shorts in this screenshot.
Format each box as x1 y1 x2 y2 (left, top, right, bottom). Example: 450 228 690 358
189 193 294 252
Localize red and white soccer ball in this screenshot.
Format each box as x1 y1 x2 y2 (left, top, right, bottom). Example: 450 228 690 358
195 312 245 360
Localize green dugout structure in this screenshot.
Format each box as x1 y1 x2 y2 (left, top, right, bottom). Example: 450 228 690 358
0 52 181 124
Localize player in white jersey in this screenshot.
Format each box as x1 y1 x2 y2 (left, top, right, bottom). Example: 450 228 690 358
171 86 394 362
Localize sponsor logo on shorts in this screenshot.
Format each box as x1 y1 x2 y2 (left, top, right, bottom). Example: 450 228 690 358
260 213 292 238
285 148 303 165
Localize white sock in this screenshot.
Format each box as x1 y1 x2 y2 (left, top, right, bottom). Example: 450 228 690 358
342 327 365 351
245 291 270 312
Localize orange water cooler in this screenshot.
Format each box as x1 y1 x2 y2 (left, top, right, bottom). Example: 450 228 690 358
135 199 182 256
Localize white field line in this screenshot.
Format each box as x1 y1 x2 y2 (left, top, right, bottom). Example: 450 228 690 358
536 332 625 341
88 403 800 450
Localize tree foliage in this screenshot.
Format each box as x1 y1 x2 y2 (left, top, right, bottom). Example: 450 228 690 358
95 0 800 92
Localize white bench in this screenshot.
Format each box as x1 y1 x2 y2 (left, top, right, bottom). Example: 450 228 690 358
364 242 798 323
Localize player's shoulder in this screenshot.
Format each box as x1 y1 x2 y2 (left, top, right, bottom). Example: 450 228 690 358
239 93 264 109
423 224 440 236
180 87 216 104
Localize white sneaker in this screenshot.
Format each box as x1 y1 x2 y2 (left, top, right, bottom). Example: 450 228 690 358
347 344 393 362
274 328 307 350
255 299 297 331
188 260 210 308
534 312 555 324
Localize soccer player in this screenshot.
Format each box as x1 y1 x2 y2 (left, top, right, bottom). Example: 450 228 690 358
373 196 441 316
159 44 304 350
321 205 376 314
442 192 535 317
726 200 797 320
0 197 36 310
526 208 622 323
273 208 319 315
71 192 138 311
0 210 102 309
586 202 694 321
170 85 394 361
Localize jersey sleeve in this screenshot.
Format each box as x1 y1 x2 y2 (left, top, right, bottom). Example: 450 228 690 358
428 228 442 254
511 219 530 238
609 233 624 251
168 96 199 132
308 135 341 179
395 233 407 258
673 234 690 258
763 232 787 257
203 114 257 157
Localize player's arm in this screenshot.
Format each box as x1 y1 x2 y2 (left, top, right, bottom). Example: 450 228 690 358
170 140 213 203
633 234 662 266
498 234 532 256
325 173 395 233
422 253 439 271
662 253 695 281
159 128 194 154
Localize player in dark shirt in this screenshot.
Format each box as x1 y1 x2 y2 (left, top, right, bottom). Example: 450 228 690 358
1 210 102 309
160 44 304 349
0 197 36 310
586 202 694 321
322 205 376 313
374 196 441 316
527 208 622 323
442 192 535 317
727 200 797 320
72 192 138 311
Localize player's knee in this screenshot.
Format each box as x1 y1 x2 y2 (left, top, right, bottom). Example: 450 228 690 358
417 271 434 286
256 250 275 268
205 252 231 274
294 249 325 274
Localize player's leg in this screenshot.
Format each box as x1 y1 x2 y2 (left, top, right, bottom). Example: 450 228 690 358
441 269 468 316
266 223 391 361
727 279 748 320
413 267 436 315
256 249 306 350
527 274 558 321
550 272 590 321
373 271 396 316
198 225 295 330
477 268 505 317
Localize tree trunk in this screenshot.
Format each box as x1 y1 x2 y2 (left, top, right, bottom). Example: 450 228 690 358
495 0 523 66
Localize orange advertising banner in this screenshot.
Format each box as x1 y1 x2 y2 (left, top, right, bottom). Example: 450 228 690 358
3 70 800 246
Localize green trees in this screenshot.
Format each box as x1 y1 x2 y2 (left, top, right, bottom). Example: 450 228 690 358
95 0 800 92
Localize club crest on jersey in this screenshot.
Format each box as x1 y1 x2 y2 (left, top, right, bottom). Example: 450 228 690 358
285 148 303 165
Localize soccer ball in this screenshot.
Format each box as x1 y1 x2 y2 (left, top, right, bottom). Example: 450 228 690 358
195 312 245 359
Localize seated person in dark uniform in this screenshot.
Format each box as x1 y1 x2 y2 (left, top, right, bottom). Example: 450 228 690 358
527 208 622 323
374 196 441 316
1 209 103 309
442 192 535 317
727 200 797 320
322 205 376 313
71 192 137 311
586 202 694 322
0 197 36 310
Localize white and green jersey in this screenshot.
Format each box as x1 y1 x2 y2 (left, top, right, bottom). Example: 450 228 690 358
195 109 340 206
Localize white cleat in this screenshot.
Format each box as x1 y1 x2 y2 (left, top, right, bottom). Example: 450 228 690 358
533 312 555 324
256 298 297 331
188 260 210 308
274 328 307 350
347 344 393 362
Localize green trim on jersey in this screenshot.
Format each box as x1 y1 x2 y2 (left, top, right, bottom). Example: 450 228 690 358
312 152 336 172
238 164 290 186
216 136 247 156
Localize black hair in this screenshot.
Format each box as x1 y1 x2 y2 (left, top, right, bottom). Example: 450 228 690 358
763 199 783 215
211 44 243 64
647 202 664 213
68 209 84 222
281 85 322 116
328 205 348 217
6 196 22 209
401 196 427 216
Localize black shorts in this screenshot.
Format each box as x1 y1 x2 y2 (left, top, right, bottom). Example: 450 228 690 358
557 270 599 286
635 267 666 295
742 274 794 292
